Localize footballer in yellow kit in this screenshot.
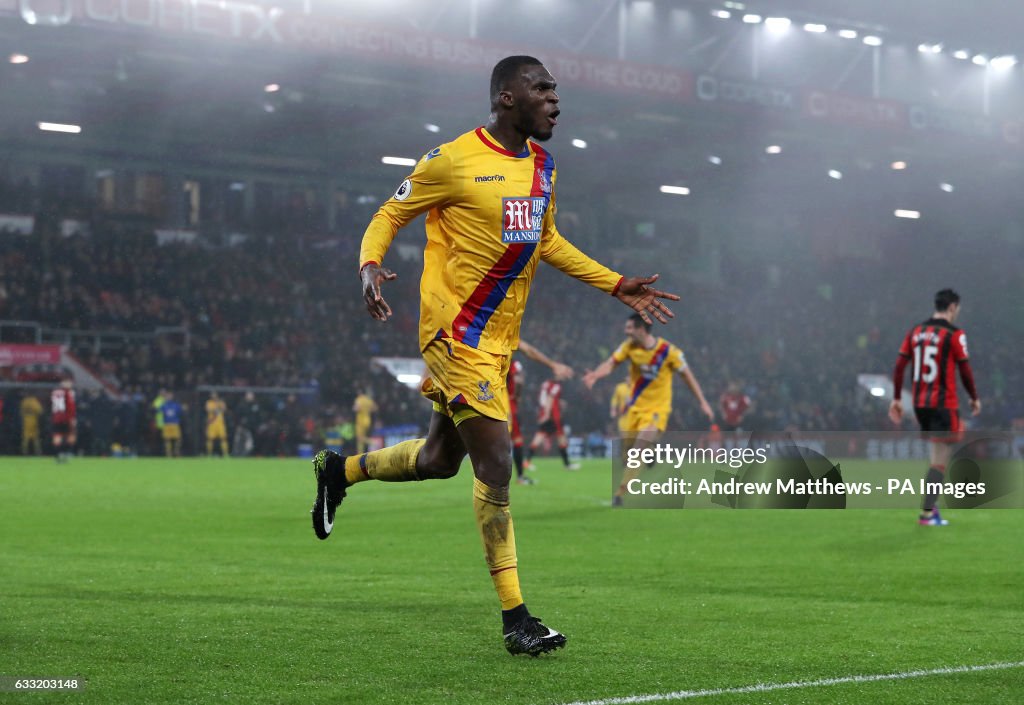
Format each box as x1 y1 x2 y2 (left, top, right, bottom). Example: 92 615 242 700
311 56 682 656
205 392 228 456
584 313 714 505
360 125 623 422
609 380 632 434
352 390 378 453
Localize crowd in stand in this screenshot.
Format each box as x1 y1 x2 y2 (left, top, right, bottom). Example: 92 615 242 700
1 183 1021 456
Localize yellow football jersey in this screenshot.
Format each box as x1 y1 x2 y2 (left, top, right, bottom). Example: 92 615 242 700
353 394 377 420
205 398 225 423
360 126 622 356
612 337 687 414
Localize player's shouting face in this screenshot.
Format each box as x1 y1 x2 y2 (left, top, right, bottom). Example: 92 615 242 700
507 65 560 142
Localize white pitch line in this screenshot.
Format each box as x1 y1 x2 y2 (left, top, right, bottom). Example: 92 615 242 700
555 661 1024 705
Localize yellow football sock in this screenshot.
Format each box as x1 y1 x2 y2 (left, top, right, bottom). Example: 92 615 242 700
344 439 425 484
473 477 523 611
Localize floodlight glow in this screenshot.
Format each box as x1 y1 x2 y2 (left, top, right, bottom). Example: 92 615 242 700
264 83 280 92
894 209 920 219
765 145 782 154
397 374 422 385
424 123 441 133
918 43 942 54
381 156 417 167
571 138 587 149
939 182 954 193
764 17 791 31
990 55 1017 69
953 50 969 60
870 387 886 397
972 54 988 66
891 160 907 170
742 14 762 24
863 35 882 46
659 185 690 195
38 122 81 133
803 23 827 33
828 169 842 180
711 9 731 19
708 155 722 165
9 53 29 64
838 29 858 39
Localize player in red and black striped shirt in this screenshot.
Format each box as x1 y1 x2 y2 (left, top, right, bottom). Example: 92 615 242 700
509 340 574 484
889 289 981 525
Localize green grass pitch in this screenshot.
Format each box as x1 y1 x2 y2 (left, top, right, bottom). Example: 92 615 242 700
1 456 1021 704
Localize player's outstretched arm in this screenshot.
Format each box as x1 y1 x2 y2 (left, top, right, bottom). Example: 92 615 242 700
613 274 679 325
519 339 574 380
680 367 714 421
360 263 398 321
582 357 617 390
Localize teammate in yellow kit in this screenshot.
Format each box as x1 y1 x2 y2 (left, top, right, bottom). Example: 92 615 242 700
310 55 679 656
205 392 229 457
584 314 714 506
20 393 44 455
352 389 378 453
609 378 631 434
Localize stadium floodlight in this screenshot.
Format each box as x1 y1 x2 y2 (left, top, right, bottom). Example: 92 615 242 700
838 29 858 39
918 43 942 54
891 160 907 170
765 144 782 154
803 23 827 33
708 155 722 165
711 9 731 19
38 122 81 134
870 387 886 397
990 55 1017 69
940 182 955 193
264 83 280 93
972 54 988 66
424 123 441 133
894 209 921 219
381 156 417 167
828 169 842 180
764 17 791 31
659 185 690 195
397 374 422 385
723 1 745 8
953 50 969 60
9 53 29 64
862 35 882 46
742 14 762 24
571 138 587 149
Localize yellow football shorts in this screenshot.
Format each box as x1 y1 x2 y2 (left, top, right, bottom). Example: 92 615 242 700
162 423 182 441
206 420 226 441
621 407 670 434
421 338 511 423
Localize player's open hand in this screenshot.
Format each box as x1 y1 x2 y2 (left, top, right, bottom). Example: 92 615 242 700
888 399 903 425
552 362 574 380
581 370 599 390
360 263 397 321
615 274 679 324
970 398 982 416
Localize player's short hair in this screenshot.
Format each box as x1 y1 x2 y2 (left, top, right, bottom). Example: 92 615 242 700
934 288 960 312
490 55 543 101
627 313 652 332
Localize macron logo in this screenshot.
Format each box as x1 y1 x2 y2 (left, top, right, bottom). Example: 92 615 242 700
474 175 506 183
